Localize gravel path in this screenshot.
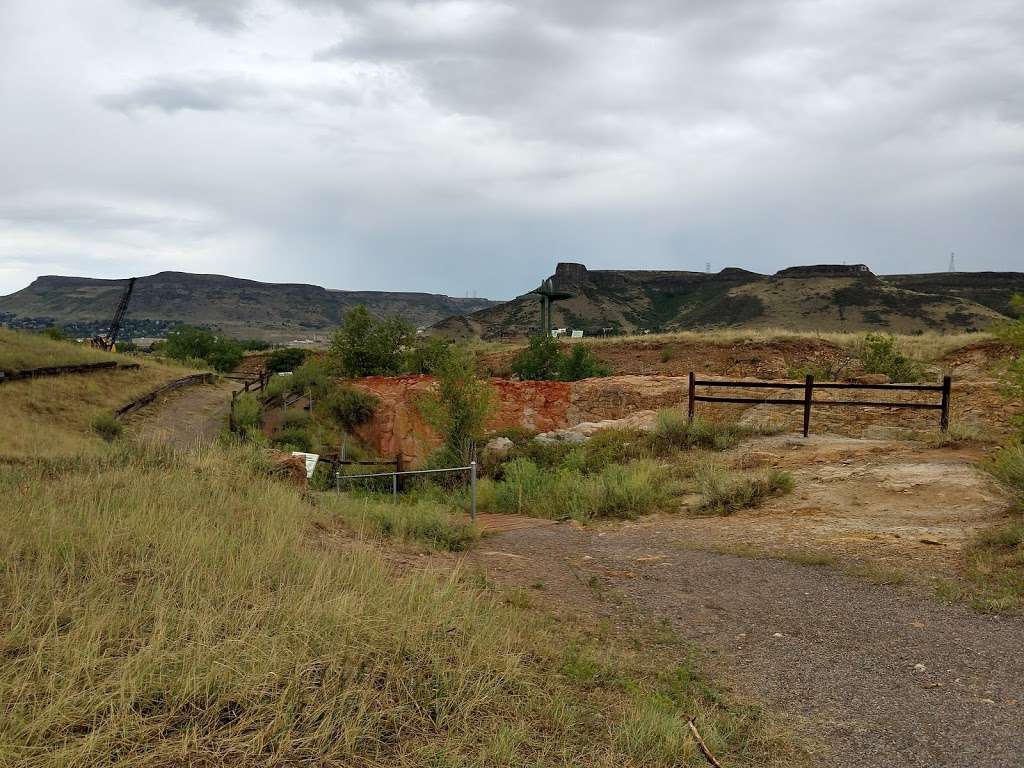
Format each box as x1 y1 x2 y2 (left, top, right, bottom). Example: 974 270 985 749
472 523 1024 768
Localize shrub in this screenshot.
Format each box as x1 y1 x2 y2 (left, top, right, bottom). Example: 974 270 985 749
403 335 453 375
90 413 122 441
510 335 611 381
271 425 312 452
329 305 413 377
231 393 262 431
289 358 332 398
695 463 794 516
559 344 611 381
162 325 244 372
326 497 480 551
415 347 494 465
41 326 68 342
265 347 307 373
858 333 923 383
511 334 563 380
648 412 754 453
323 386 378 431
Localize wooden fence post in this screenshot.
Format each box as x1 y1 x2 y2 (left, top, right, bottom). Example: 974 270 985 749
802 374 814 438
940 375 952 432
688 371 696 421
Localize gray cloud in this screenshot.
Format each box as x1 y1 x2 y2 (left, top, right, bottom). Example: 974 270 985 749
1 0 1022 299
97 75 270 113
145 0 252 32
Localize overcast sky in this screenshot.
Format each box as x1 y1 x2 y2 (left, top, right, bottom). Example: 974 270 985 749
1 0 1021 299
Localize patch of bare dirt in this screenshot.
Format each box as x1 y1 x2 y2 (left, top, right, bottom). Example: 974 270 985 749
679 434 1013 575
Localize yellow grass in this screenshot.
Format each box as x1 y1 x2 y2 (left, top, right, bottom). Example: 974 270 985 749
0 444 800 767
0 361 194 460
471 328 994 364
0 327 122 370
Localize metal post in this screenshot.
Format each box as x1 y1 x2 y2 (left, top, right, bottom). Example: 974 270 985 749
803 374 814 438
687 371 695 421
940 375 952 432
392 472 398 502
470 461 477 521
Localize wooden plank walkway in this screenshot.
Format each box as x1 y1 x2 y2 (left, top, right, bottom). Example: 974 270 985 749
470 514 560 534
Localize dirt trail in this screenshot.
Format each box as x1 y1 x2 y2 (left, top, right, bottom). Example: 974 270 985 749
468 522 1024 767
124 379 238 449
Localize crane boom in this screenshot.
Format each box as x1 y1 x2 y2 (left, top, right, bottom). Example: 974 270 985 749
88 277 136 351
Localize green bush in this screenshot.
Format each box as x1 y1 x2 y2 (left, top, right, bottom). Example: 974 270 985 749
90 413 122 442
403 335 453 375
415 348 494 466
559 344 611 381
510 335 611 381
695 463 794 516
271 425 312 452
511 335 563 380
265 348 307 373
323 386 378 431
329 305 413 378
231 393 262 431
162 325 244 373
989 443 1024 503
289 358 332 398
858 334 923 383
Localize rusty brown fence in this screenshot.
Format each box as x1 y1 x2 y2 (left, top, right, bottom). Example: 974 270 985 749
687 372 952 437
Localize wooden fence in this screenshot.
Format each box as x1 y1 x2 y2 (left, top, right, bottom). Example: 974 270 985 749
0 360 140 383
687 372 952 437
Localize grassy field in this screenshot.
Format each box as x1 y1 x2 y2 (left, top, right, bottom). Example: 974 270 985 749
0 327 122 371
0 328 800 766
0 443 799 767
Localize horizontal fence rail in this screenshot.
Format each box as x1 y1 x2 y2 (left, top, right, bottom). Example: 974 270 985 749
688 372 952 437
334 463 479 520
114 373 216 419
0 360 141 383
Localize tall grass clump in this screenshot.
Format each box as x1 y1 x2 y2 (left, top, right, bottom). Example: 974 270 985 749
90 412 122 441
230 392 262 431
480 458 677 521
695 462 794 516
650 411 780 453
0 445 787 766
320 495 480 551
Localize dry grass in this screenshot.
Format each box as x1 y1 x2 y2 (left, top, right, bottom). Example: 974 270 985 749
0 327 122 370
0 361 193 461
0 443 797 767
471 328 992 365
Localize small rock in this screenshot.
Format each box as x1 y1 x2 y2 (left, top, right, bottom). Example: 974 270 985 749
855 373 891 385
772 632 784 638
482 436 514 460
919 537 944 546
914 663 927 673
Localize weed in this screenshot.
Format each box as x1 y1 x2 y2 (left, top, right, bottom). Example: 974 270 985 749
322 385 378 431
90 412 122 441
847 561 907 585
858 333 925 383
231 392 262 430
694 462 794 516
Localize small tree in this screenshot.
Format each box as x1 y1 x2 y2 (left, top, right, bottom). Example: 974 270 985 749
510 334 563 380
416 348 494 465
329 305 413 378
404 335 453 375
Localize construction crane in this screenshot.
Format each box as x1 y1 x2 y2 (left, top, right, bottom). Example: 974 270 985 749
88 277 136 351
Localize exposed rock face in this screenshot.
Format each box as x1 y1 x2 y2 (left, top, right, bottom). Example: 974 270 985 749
348 375 573 465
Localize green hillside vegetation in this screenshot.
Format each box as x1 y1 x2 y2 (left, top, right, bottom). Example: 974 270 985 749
0 327 120 371
433 263 1019 339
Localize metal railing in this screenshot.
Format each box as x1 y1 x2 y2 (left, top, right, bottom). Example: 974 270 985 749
334 462 479 520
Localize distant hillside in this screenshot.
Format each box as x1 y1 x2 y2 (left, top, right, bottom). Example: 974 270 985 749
0 272 498 341
432 263 1022 339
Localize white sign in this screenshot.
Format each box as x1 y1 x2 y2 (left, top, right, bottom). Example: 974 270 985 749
571 330 584 338
291 451 319 478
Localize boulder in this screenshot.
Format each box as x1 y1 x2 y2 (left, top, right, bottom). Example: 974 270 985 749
482 436 515 459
